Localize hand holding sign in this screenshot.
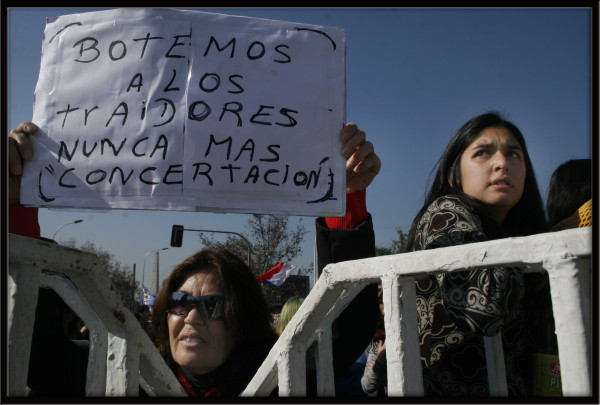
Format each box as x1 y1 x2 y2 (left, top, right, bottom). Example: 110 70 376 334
9 122 37 205
21 8 347 216
341 123 381 193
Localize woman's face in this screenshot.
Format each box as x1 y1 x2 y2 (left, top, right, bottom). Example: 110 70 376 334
458 127 526 223
168 271 235 374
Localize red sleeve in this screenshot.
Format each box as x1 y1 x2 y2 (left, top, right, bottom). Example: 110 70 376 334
325 189 368 229
9 206 40 239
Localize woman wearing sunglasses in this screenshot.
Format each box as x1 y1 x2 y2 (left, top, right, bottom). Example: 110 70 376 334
150 248 277 397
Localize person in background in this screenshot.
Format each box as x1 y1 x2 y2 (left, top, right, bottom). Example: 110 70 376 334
361 284 387 396
334 351 368 397
546 158 592 230
275 297 304 335
134 305 152 333
361 339 386 397
404 112 548 396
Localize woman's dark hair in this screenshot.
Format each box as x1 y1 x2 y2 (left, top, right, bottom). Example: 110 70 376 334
546 158 592 228
150 247 276 364
406 112 547 251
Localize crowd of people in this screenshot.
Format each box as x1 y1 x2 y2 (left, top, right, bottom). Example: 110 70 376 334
8 110 591 397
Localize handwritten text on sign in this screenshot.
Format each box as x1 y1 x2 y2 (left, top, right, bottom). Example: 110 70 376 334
23 8 346 216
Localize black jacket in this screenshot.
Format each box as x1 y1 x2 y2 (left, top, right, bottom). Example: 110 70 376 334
314 214 380 394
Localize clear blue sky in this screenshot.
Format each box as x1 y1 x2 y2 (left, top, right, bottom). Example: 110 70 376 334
8 7 592 288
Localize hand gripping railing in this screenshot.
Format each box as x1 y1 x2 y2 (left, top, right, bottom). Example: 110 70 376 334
242 228 593 397
7 234 187 397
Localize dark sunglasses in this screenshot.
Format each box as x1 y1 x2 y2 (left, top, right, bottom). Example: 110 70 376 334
167 292 225 320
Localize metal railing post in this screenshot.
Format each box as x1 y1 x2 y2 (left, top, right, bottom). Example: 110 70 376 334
315 328 335 396
382 275 423 396
484 334 508 396
545 256 592 396
278 344 307 396
7 262 41 396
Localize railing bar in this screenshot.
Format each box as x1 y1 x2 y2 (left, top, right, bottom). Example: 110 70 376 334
484 334 508 396
381 276 401 395
7 262 41 396
318 282 370 327
315 328 335 396
105 333 140 396
382 275 423 396
85 328 109 396
127 339 141 396
277 345 307 396
325 228 591 283
546 257 592 396
139 376 155 397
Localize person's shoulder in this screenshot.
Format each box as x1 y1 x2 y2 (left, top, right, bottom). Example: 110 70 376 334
426 194 477 215
414 194 484 250
552 198 592 231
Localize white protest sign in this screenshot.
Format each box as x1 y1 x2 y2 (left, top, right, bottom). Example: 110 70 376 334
22 8 346 216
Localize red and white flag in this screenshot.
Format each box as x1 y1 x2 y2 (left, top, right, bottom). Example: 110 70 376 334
256 262 296 287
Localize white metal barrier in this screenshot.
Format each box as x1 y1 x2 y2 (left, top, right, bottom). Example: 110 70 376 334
242 227 593 397
7 228 593 397
7 234 186 397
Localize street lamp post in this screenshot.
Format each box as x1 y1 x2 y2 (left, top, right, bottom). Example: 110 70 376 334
142 247 168 289
52 219 84 240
